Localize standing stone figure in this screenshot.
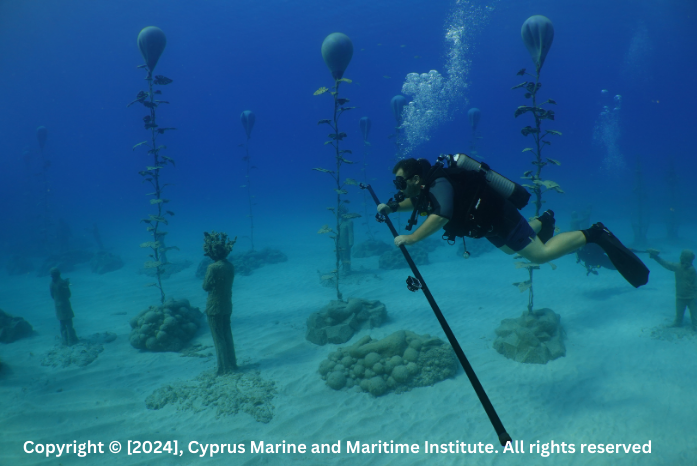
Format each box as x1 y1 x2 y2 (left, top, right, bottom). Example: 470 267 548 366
338 206 354 274
649 249 697 330
49 267 78 346
202 231 237 374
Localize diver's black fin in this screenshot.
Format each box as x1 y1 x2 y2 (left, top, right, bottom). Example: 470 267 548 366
538 210 555 244
584 223 649 288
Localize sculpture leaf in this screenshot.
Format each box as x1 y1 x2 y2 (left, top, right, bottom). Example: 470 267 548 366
513 280 532 292
514 106 534 118
313 167 335 174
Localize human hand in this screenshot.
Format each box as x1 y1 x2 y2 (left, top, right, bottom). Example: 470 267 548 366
394 235 415 247
377 203 391 215
647 248 660 259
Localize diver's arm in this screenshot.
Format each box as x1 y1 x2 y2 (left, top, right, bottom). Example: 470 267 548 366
377 198 413 215
411 214 449 242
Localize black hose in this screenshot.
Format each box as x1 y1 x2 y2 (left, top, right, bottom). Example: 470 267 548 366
361 183 512 447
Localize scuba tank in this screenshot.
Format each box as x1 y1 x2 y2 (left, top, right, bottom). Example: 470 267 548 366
440 153 530 210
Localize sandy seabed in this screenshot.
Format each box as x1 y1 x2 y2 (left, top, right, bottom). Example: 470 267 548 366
1 221 696 466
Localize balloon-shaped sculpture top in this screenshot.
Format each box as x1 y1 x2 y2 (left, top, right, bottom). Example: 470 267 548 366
138 26 167 73
467 108 481 131
521 15 554 74
37 126 47 150
241 110 255 139
391 95 407 124
359 116 371 142
321 33 353 81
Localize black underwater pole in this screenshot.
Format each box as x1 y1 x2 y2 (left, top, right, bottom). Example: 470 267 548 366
360 183 512 447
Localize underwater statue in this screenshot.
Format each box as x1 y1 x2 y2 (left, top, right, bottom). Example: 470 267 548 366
569 207 592 231
49 268 78 346
467 107 481 131
338 205 354 274
648 249 697 330
202 231 237 374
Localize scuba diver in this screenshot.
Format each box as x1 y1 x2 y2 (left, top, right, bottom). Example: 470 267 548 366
377 156 649 288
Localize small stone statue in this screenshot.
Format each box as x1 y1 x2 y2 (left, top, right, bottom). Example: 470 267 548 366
569 206 592 231
49 267 78 345
202 231 237 374
648 249 697 330
338 206 354 274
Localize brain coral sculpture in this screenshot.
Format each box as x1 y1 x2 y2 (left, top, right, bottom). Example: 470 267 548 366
129 299 202 352
319 330 457 396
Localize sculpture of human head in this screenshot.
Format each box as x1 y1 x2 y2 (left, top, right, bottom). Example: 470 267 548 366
50 267 61 280
203 231 237 262
680 250 695 266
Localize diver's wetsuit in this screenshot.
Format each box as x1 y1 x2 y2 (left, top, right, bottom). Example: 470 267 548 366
416 176 536 252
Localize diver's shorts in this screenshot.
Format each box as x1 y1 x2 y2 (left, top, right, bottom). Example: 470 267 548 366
486 204 536 252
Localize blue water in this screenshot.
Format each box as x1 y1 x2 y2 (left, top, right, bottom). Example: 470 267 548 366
1 0 696 464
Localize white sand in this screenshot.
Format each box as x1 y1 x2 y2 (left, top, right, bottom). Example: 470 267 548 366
1 221 696 466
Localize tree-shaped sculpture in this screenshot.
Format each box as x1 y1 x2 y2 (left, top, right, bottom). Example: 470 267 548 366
512 15 561 312
313 32 361 301
358 116 374 240
389 95 407 159
389 94 407 230
129 26 177 304
240 110 256 250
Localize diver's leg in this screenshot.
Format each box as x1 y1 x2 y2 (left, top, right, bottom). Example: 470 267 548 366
498 245 516 255
518 231 586 264
578 223 649 287
531 210 555 243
